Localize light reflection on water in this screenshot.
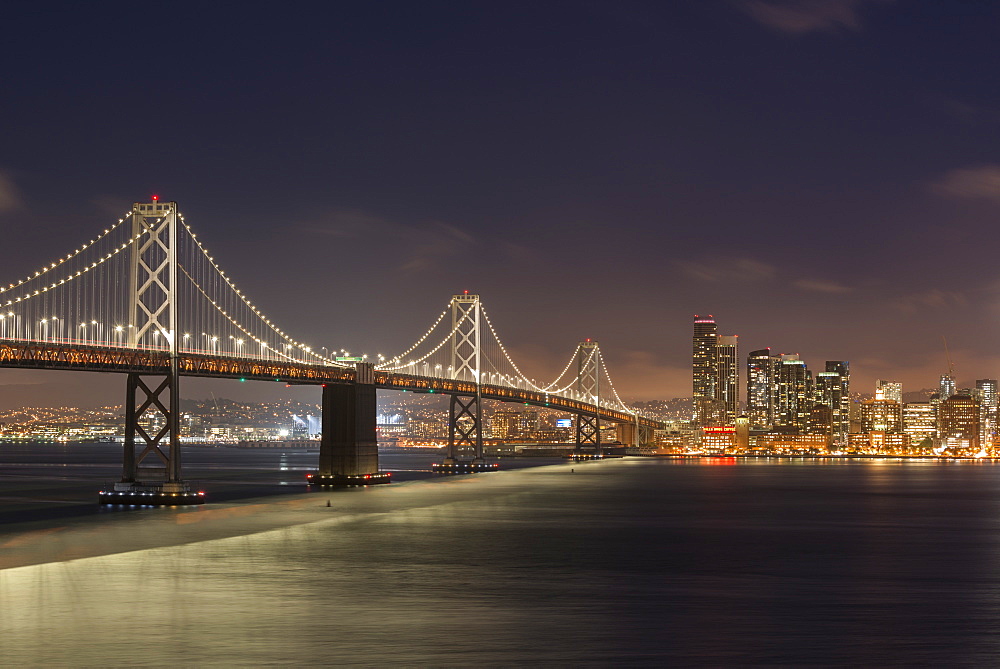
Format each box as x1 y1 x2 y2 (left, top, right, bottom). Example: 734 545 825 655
5 458 1000 664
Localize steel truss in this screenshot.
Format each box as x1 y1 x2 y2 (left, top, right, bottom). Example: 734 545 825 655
575 412 602 453
122 371 182 486
448 393 484 461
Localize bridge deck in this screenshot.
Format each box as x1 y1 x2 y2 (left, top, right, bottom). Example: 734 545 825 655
0 342 662 428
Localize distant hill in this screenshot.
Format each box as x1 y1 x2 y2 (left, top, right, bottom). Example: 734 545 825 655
903 388 936 403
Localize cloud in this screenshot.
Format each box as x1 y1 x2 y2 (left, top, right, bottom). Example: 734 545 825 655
793 279 852 293
675 256 776 283
939 100 1000 126
932 165 1000 203
0 172 24 213
302 208 533 274
896 289 967 314
736 0 885 35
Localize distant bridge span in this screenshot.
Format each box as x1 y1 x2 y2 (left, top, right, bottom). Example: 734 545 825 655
0 198 662 503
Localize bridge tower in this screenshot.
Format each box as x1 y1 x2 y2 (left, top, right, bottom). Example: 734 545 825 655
437 292 492 472
101 198 202 504
574 340 602 456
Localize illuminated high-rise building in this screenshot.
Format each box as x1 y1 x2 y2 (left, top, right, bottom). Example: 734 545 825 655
859 399 902 434
876 380 903 404
938 393 980 451
903 402 937 447
692 315 718 426
716 335 739 424
490 411 521 439
976 379 998 447
940 375 956 401
747 348 777 429
825 361 850 441
776 354 811 432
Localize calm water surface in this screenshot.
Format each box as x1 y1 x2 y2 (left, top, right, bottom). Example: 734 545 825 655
4 452 1000 665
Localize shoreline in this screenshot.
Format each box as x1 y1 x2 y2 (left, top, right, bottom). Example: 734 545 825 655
0 458 582 572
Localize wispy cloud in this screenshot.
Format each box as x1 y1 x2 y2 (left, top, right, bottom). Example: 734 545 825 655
0 172 24 213
932 165 1000 203
793 279 852 293
939 99 1000 126
736 0 886 35
303 208 533 274
675 256 776 283
896 289 967 314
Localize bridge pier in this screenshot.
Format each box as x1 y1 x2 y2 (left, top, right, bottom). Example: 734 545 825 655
309 363 390 486
573 412 603 459
100 369 204 505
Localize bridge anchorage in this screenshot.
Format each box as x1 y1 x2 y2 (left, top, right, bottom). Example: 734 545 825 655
0 197 661 504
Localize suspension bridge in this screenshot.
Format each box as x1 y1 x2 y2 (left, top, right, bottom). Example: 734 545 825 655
0 198 661 504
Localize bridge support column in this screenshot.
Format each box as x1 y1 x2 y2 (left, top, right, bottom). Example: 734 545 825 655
100 368 204 505
616 422 636 447
431 393 497 473
574 412 603 459
310 363 390 486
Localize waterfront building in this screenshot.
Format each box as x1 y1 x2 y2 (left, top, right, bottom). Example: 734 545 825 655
702 426 736 453
975 379 998 447
775 354 811 432
938 393 980 451
753 432 829 454
903 402 937 447
859 398 903 434
815 369 847 443
716 335 739 424
747 348 777 429
693 315 718 426
807 403 833 436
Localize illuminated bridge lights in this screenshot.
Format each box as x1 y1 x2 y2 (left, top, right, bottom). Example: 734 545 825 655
431 462 500 473
306 472 391 487
98 490 206 506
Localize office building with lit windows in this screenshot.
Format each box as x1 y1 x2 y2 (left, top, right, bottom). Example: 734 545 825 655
716 335 739 424
859 399 903 434
976 379 998 447
938 393 980 451
747 348 777 429
903 402 937 447
876 380 903 404
776 354 811 432
692 315 718 426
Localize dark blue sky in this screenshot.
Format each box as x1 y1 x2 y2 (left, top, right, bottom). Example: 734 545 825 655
2 0 999 405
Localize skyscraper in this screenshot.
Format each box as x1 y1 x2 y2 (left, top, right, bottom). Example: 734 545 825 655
938 393 980 451
825 361 850 443
692 315 718 426
940 374 956 401
747 348 777 429
776 354 811 432
876 380 903 404
975 379 997 448
716 335 739 424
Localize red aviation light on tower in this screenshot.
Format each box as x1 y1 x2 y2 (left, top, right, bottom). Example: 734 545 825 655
463 290 469 294
151 195 159 201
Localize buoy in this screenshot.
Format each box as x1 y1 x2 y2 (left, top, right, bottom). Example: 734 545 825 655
326 500 331 507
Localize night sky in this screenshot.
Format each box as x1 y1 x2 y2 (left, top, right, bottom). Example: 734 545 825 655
2 0 999 407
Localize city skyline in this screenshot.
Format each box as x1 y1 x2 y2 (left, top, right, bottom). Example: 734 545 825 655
3 2 1000 405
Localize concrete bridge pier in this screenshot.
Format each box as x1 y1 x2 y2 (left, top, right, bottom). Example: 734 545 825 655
310 363 390 486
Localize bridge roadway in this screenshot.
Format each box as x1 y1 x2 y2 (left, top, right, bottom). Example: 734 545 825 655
0 341 662 429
